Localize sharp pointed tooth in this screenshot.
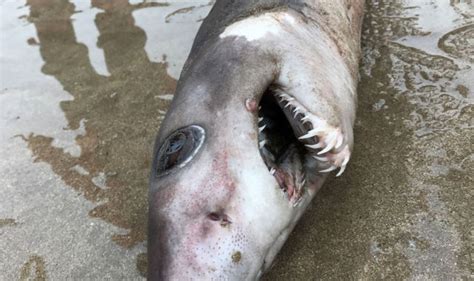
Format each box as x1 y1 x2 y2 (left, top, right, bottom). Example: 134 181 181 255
335 134 344 150
301 116 312 124
336 165 347 177
259 140 266 149
342 154 350 166
270 168 276 175
298 129 319 140
258 117 263 122
318 134 338 155
259 125 266 133
318 144 332 155
293 197 303 206
320 166 337 173
313 155 328 162
301 179 306 186
284 102 292 108
305 143 323 149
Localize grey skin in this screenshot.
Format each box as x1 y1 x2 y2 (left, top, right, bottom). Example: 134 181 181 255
149 0 365 280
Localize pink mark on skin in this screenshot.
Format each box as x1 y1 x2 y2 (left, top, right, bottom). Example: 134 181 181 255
175 151 239 270
245 98 258 113
184 152 236 215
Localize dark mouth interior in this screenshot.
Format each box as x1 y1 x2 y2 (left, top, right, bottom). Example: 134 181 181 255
258 90 299 162
258 88 309 205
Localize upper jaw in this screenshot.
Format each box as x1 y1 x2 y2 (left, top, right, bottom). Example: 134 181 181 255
273 89 351 176
257 88 352 205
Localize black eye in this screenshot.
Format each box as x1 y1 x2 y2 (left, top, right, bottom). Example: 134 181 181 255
155 125 205 176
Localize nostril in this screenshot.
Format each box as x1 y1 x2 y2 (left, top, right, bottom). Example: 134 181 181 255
208 212 221 221
207 212 232 227
220 214 231 227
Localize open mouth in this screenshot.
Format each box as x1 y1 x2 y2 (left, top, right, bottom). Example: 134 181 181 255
257 87 349 205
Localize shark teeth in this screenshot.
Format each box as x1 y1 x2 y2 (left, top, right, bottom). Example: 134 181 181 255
313 146 351 177
275 90 352 177
298 129 321 140
320 165 337 173
305 143 323 149
257 90 352 206
318 132 338 155
336 165 347 177
335 134 344 150
336 153 351 177
313 155 328 162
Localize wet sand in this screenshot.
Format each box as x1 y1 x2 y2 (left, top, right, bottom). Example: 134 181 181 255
0 0 472 280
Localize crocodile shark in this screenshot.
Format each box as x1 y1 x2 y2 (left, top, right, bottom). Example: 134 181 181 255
148 0 365 279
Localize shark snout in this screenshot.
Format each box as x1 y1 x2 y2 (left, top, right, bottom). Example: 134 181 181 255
148 195 255 280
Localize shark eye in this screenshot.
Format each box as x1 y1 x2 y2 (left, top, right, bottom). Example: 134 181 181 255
155 125 205 176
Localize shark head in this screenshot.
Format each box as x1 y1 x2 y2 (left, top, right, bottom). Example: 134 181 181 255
147 4 360 279
147 35 334 280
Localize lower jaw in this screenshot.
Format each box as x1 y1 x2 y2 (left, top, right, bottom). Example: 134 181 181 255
257 89 313 205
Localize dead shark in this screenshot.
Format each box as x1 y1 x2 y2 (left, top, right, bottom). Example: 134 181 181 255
148 0 365 279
